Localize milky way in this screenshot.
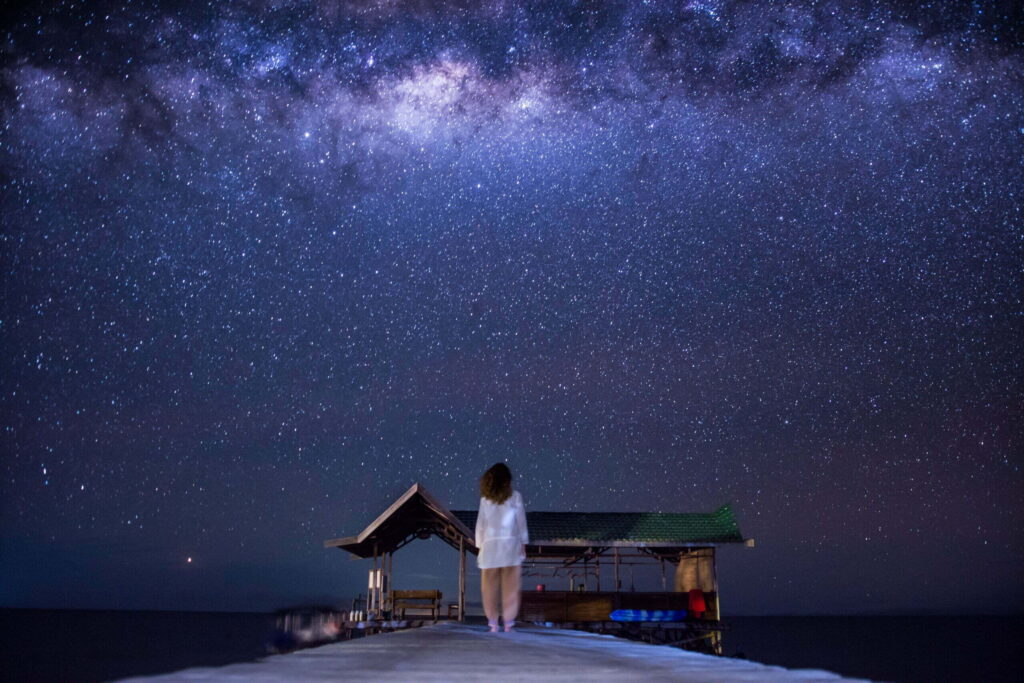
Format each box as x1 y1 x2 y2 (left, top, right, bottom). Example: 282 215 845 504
1 1 1021 614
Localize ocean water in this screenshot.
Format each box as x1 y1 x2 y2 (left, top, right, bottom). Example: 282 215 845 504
724 616 1024 683
1 609 1021 682
0 609 276 682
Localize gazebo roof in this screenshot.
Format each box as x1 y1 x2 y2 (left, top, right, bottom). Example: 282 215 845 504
450 505 744 547
323 483 475 558
325 483 747 559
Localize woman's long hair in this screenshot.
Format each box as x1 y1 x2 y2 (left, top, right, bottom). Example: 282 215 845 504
480 462 513 504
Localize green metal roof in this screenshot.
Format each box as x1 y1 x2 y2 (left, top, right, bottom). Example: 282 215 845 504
451 504 744 545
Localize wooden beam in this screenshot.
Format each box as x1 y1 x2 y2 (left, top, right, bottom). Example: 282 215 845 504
458 536 466 622
323 535 359 548
711 547 721 620
526 540 735 548
711 547 722 655
387 551 393 616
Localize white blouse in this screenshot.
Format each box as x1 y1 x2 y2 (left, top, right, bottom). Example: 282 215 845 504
475 489 529 569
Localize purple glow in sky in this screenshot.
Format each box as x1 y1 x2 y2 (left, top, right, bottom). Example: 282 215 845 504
1 0 1021 614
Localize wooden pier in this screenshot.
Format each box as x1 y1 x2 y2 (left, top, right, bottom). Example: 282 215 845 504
122 621 867 682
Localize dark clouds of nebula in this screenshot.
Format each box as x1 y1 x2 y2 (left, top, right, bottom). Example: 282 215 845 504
1 1 1021 613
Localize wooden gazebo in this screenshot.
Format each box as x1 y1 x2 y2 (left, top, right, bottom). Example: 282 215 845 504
325 482 751 650
324 483 475 620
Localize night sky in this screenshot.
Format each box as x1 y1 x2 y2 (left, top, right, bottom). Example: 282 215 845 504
1 0 1021 616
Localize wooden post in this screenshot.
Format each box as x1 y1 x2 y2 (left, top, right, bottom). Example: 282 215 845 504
372 542 379 618
458 536 466 622
711 547 722 655
387 551 393 616
712 548 721 619
613 547 620 591
596 554 601 591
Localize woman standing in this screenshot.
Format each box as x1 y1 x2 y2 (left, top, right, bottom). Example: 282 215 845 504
475 463 529 633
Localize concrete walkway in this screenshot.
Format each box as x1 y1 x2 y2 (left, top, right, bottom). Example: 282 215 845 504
119 622 870 682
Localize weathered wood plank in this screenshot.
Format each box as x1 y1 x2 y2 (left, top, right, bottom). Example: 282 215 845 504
121 622 867 682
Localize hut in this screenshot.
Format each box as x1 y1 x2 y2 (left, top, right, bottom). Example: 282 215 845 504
324 482 752 652
323 483 473 621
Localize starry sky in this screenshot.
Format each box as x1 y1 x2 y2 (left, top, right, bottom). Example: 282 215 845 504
1 0 1021 615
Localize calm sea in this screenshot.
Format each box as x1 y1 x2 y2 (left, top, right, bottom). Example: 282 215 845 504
725 616 1024 682
1 609 1021 682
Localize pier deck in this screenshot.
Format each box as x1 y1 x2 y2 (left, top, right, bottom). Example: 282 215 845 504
120 622 867 682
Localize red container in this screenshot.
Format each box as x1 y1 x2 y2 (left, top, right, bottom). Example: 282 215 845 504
688 589 707 615
536 584 546 591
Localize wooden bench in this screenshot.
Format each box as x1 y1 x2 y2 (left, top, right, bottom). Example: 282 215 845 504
391 590 442 620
